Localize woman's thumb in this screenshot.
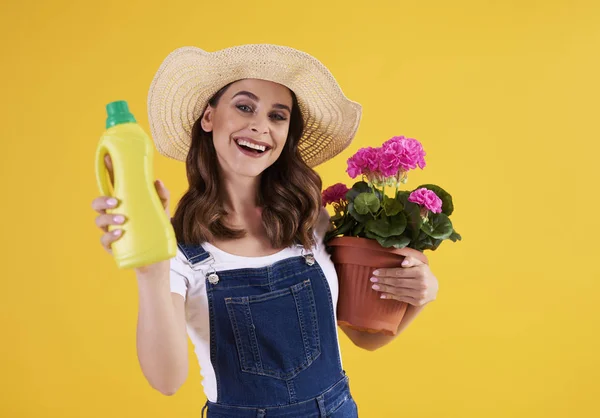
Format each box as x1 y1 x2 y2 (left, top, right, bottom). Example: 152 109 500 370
155 179 168 197
154 179 170 212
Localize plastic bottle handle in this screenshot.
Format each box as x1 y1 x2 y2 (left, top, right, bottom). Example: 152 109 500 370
95 143 113 197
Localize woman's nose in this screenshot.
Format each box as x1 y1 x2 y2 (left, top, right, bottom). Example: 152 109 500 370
250 115 269 135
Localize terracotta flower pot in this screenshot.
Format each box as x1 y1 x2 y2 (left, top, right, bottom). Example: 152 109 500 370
327 236 429 336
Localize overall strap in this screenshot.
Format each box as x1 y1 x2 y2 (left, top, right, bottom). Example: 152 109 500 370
177 242 213 267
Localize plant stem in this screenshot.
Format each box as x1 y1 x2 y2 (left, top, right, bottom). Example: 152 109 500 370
395 171 402 196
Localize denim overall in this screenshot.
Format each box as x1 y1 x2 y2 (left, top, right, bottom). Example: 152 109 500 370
177 242 359 418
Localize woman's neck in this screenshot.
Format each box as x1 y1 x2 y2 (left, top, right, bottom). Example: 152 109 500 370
220 174 261 216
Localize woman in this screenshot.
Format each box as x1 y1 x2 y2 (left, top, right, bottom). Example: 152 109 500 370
92 44 439 417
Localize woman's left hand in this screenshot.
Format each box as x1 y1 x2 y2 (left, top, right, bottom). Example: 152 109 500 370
370 256 439 306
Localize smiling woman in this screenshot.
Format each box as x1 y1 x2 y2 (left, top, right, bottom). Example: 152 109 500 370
92 44 364 418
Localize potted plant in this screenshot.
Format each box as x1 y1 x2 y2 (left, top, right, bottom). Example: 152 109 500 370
322 136 462 335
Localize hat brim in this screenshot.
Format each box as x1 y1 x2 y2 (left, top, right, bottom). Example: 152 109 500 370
147 44 362 167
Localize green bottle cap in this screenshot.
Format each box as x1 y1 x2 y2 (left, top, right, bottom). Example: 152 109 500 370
105 100 136 128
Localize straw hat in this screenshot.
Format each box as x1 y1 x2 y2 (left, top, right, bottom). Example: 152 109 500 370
147 44 362 167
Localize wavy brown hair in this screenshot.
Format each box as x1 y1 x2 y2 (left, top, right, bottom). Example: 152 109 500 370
171 81 323 250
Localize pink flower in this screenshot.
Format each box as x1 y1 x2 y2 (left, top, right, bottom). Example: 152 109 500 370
346 147 379 179
382 136 426 173
378 148 403 178
408 188 442 213
322 183 350 207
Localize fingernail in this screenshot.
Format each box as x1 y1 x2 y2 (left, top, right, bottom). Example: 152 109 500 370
380 294 386 299
113 229 122 236
373 270 380 275
370 277 378 283
401 260 409 266
113 215 125 224
107 198 117 207
372 284 380 290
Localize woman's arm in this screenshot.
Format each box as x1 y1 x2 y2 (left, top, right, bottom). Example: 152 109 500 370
339 255 439 351
340 304 428 351
135 261 188 395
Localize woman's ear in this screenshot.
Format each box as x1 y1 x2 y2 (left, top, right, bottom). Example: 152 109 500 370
201 107 214 132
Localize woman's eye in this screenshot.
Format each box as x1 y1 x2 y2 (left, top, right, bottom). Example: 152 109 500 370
236 104 286 121
236 104 253 112
270 113 287 121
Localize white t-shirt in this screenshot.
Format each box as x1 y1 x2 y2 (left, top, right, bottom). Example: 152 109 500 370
169 208 342 402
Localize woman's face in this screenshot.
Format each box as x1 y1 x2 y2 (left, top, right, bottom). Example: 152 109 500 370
201 78 293 179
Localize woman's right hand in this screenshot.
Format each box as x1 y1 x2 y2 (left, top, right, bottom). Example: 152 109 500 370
91 154 172 275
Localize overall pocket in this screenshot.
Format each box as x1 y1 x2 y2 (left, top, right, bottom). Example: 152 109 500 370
225 279 321 380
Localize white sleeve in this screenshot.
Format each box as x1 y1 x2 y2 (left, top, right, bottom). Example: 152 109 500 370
169 249 191 300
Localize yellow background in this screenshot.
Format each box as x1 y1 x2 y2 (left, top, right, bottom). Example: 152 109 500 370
1 0 598 417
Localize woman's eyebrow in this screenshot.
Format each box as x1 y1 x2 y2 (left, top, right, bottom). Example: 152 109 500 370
232 90 291 113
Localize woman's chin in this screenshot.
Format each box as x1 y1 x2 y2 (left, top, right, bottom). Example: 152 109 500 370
217 152 279 179
230 162 271 178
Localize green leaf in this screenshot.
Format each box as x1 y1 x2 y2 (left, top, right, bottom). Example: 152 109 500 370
403 200 424 241
365 213 407 238
412 230 434 252
384 235 411 249
396 190 411 205
365 232 411 249
449 230 462 242
430 238 443 251
324 215 355 240
352 223 365 236
414 184 455 216
346 181 372 202
365 219 389 237
337 218 356 236
365 231 379 240
348 202 372 223
354 192 380 215
383 196 403 216
346 181 383 202
421 212 453 239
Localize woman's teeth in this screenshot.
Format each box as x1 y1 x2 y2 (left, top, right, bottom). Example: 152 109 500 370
236 139 267 153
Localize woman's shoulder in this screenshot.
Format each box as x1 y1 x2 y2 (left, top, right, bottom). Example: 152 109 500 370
170 245 208 278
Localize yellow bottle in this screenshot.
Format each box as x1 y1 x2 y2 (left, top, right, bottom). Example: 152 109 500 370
95 100 176 269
